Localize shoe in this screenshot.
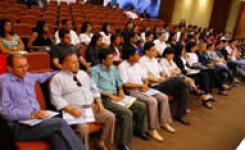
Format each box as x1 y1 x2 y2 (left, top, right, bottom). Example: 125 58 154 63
222 84 232 91
219 90 229 96
233 78 240 84
161 123 176 133
202 100 213 109
232 82 240 87
175 117 191 126
118 145 130 150
148 130 164 142
194 89 205 96
135 132 151 141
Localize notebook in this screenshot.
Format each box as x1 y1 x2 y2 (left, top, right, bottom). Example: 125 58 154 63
114 96 136 108
144 88 160 96
19 110 59 126
62 107 95 125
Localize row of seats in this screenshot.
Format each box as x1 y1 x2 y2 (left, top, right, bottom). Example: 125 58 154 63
0 1 164 38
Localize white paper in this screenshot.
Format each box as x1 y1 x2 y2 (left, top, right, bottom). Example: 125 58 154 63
62 108 95 125
114 96 136 108
19 110 59 126
187 69 200 75
144 88 160 96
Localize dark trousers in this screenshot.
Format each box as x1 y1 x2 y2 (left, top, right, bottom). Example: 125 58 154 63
153 77 189 120
0 117 17 150
102 98 147 146
188 71 213 93
10 118 84 150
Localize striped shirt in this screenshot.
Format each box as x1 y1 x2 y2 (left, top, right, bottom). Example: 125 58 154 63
0 72 55 121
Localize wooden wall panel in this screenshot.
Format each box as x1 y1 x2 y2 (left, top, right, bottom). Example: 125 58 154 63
209 0 233 32
235 2 245 38
159 0 176 23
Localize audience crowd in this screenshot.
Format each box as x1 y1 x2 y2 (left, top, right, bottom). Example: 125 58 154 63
0 3 245 150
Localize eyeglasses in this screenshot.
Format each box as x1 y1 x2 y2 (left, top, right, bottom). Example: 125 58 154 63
14 64 30 69
73 76 82 87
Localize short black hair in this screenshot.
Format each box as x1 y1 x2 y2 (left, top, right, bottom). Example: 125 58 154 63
207 43 214 48
58 28 70 39
98 47 114 62
145 31 153 38
129 32 137 39
187 42 197 50
61 19 70 25
111 32 122 44
7 54 26 67
143 42 155 53
80 21 92 33
157 31 165 37
162 47 174 57
60 52 75 64
229 39 237 43
123 45 137 60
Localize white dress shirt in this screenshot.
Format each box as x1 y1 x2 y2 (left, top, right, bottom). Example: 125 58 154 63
55 30 80 45
187 52 199 66
100 32 111 46
139 56 163 79
154 39 168 56
50 70 100 110
79 33 93 46
118 60 147 85
160 58 179 77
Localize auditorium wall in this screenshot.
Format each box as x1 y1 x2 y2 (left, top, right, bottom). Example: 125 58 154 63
172 0 214 28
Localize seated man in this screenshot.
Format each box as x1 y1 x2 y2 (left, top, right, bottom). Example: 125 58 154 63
50 28 90 71
50 53 115 150
118 46 176 142
91 48 149 150
0 53 84 150
55 19 80 46
139 42 190 125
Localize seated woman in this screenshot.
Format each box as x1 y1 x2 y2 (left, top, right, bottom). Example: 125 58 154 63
85 33 103 66
160 47 214 109
28 19 54 51
79 21 93 46
100 23 112 47
110 33 124 65
0 19 24 54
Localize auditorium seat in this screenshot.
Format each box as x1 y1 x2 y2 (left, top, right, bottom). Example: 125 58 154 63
0 54 8 75
14 23 33 38
27 52 52 73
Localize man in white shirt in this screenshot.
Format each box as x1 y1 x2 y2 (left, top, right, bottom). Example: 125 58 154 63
50 53 115 150
154 32 168 57
118 46 175 142
55 19 80 46
139 42 191 125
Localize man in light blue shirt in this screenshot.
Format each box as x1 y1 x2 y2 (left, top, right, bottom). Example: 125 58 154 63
91 47 149 150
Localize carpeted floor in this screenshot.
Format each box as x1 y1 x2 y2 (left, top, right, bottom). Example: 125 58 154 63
131 85 245 150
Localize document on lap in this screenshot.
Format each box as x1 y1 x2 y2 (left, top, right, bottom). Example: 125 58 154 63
18 110 59 126
62 107 95 125
144 88 160 96
186 69 200 75
113 95 136 108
